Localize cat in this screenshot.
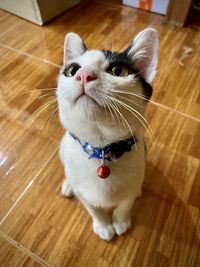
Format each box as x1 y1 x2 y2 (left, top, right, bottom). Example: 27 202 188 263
57 28 158 241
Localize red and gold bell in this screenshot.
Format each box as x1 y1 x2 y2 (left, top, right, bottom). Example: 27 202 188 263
97 165 110 179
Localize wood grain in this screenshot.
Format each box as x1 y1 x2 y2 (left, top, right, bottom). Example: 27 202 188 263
166 0 192 27
0 1 200 266
0 236 43 267
0 47 63 219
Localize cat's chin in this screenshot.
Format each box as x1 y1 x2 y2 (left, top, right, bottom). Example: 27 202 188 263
74 94 103 117
75 94 100 107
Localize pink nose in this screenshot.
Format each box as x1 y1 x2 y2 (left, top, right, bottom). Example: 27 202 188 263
75 69 97 85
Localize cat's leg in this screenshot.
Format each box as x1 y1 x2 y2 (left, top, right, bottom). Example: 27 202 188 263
112 197 135 236
59 137 65 164
61 179 74 197
80 198 115 241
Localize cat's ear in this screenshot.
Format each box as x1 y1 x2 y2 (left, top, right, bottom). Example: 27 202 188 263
127 28 159 84
64 32 86 63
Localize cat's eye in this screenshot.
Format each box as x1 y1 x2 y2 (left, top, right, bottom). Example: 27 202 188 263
64 64 80 77
108 65 129 77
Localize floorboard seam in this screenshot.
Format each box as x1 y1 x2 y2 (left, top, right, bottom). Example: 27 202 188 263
0 230 51 267
0 27 15 38
0 148 58 226
0 43 61 69
150 101 200 122
0 149 58 266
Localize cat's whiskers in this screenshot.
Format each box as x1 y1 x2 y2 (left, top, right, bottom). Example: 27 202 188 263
38 91 56 99
110 96 154 144
18 99 57 138
111 88 150 102
114 94 154 138
15 99 56 142
107 95 138 151
103 101 110 122
97 88 123 127
108 96 128 129
101 97 117 125
108 99 125 128
109 86 153 134
109 90 153 133
113 100 138 151
99 92 122 127
106 76 137 92
108 98 123 126
99 89 124 127
33 105 58 145
109 85 152 119
96 95 110 121
17 88 57 96
103 96 121 127
115 93 143 108
40 106 58 134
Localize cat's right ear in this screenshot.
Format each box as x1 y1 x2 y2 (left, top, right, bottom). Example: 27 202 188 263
64 32 86 63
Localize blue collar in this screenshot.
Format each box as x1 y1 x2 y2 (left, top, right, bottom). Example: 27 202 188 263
69 132 137 162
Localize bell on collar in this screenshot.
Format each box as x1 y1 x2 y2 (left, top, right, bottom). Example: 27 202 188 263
97 149 110 179
97 165 110 179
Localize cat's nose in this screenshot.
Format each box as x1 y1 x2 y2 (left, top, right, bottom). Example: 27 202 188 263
75 69 97 85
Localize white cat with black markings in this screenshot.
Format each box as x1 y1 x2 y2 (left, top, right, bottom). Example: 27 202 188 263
57 28 158 241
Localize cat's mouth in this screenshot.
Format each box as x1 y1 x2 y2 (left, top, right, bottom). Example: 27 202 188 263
75 91 100 107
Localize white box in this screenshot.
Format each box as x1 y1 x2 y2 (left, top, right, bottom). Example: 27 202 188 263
123 0 169 15
0 0 81 25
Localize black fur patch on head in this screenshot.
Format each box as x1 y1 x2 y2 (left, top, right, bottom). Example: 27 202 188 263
101 49 153 100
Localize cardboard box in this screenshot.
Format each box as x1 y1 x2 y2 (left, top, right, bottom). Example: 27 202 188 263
0 0 81 25
123 0 169 15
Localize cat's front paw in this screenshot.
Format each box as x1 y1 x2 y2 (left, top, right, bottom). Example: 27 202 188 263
93 222 115 241
113 219 131 236
61 179 74 197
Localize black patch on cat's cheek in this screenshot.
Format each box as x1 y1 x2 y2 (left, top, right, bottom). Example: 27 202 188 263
137 75 153 100
102 49 153 100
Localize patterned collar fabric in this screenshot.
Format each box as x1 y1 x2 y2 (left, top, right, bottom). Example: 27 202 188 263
69 132 137 162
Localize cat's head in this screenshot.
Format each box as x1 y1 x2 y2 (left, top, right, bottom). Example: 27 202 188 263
57 28 158 144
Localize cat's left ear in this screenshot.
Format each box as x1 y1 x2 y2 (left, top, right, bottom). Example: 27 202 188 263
127 28 159 84
64 32 86 63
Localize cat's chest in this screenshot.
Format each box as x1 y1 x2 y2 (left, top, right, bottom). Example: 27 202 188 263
61 132 145 207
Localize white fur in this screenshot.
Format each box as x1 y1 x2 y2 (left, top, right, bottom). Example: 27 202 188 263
64 32 86 62
128 28 159 84
60 132 144 240
57 29 158 240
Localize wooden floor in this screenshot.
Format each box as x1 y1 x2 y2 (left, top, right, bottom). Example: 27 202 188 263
0 1 200 266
